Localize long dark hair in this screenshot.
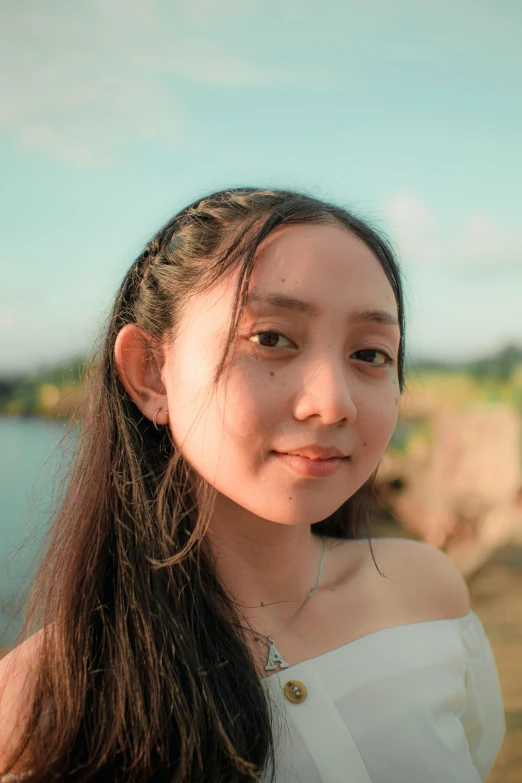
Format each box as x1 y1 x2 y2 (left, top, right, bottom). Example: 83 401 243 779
3 188 407 781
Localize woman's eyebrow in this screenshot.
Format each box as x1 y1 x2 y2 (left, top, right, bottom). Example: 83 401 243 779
246 289 400 328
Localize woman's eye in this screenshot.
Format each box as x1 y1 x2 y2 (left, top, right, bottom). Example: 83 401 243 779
249 331 292 349
355 349 395 367
248 333 395 367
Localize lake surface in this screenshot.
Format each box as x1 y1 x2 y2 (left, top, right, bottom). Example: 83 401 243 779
0 416 75 646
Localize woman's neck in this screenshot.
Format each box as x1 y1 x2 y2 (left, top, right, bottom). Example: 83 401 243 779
206 516 328 636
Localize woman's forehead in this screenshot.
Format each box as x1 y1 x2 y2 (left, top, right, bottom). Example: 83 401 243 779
178 222 397 330
248 224 396 308
256 220 353 255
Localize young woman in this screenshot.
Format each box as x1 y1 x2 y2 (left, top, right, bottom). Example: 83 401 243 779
0 188 505 781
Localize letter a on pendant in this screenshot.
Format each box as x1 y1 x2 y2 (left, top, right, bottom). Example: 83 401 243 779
265 637 290 671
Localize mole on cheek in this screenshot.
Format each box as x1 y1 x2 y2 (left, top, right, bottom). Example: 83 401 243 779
281 278 285 282
269 371 275 377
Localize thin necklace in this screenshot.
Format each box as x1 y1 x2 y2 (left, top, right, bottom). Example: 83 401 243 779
264 537 327 672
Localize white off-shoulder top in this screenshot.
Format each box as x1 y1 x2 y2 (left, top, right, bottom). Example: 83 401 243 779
260 609 505 783
1 610 505 782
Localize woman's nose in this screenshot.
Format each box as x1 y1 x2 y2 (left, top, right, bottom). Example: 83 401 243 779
292 360 357 425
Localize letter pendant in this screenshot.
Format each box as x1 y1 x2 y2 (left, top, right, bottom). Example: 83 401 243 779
265 637 290 671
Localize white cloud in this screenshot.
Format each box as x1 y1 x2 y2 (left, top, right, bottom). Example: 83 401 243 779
387 192 442 266
386 191 522 270
9 73 188 167
453 212 522 269
0 1 331 166
0 6 187 165
180 0 257 22
0 309 22 331
91 0 159 22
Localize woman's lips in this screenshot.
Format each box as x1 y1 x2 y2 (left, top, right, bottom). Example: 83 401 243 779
272 451 349 477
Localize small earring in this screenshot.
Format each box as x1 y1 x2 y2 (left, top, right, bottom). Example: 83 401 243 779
153 407 168 430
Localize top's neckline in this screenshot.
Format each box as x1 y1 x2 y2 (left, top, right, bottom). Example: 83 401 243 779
259 608 474 682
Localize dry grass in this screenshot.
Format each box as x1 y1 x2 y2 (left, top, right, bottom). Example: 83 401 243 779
467 536 522 781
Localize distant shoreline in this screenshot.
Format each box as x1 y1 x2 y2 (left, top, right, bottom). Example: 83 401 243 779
0 412 71 423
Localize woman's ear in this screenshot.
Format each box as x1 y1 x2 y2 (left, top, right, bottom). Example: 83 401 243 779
114 324 168 425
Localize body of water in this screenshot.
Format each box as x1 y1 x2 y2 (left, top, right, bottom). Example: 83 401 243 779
0 416 75 646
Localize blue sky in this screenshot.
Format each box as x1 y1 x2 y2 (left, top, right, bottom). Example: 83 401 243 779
1 0 521 373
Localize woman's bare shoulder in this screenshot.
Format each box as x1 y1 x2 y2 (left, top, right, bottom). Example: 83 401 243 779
0 628 45 686
360 536 472 619
0 629 46 772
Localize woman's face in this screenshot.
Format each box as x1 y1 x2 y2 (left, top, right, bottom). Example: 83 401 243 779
161 222 401 528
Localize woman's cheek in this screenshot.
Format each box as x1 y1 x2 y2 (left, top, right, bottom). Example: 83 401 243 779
357 385 399 450
379 379 401 448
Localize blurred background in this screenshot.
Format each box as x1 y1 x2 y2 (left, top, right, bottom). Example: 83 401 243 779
1 1 521 778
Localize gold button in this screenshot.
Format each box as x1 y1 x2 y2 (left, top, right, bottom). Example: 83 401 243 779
283 679 307 703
